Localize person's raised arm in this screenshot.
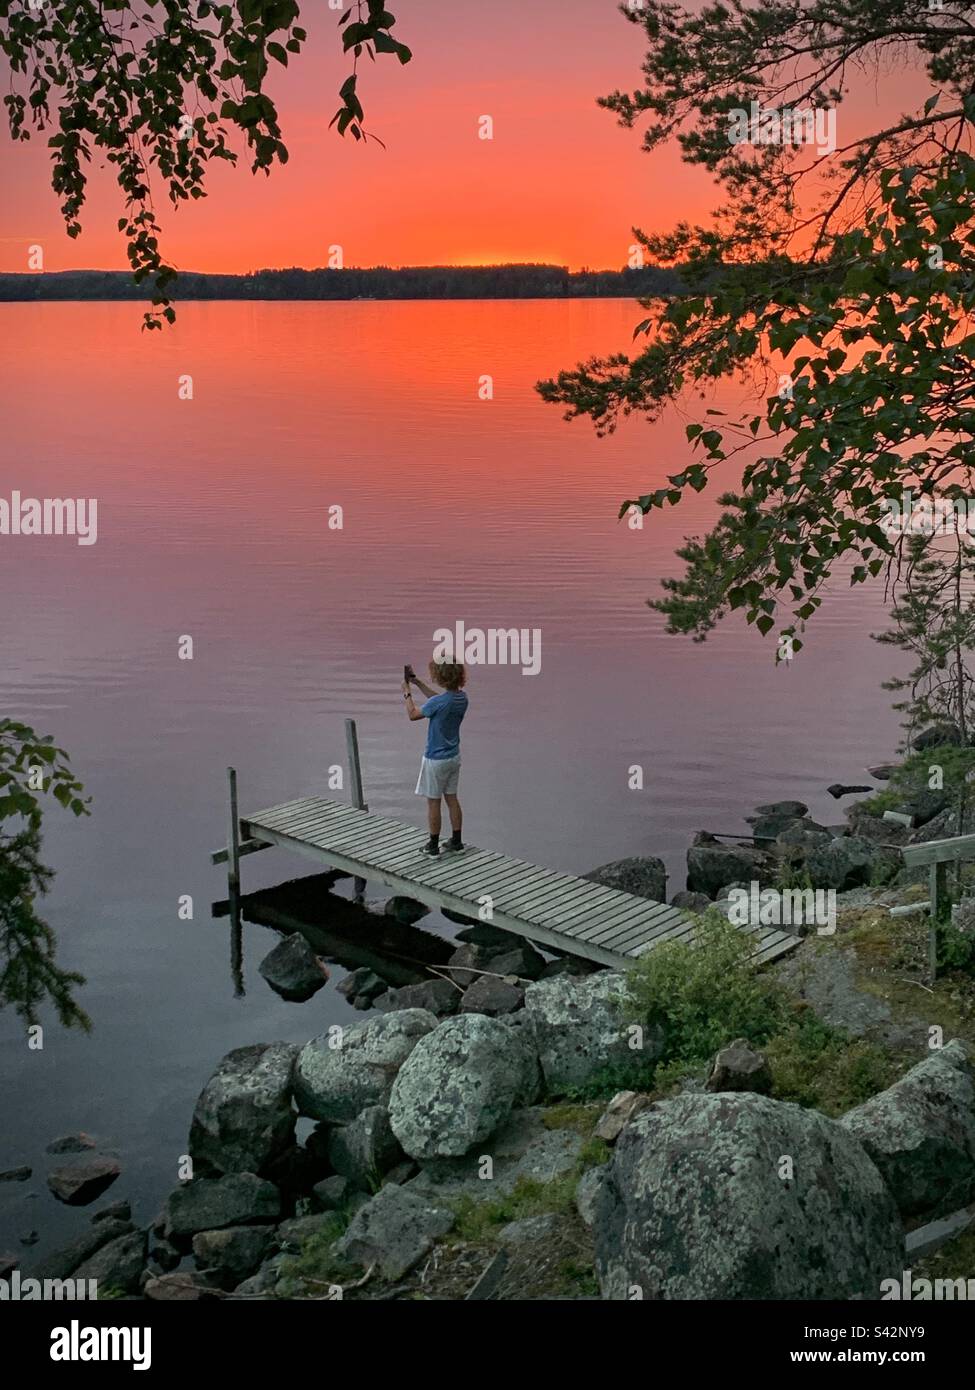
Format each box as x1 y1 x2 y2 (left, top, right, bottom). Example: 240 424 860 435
402 681 426 721
410 673 437 699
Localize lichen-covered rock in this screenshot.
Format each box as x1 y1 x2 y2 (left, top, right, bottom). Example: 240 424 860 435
594 1092 902 1300
326 1105 404 1190
334 1184 454 1280
388 1013 541 1160
583 857 667 904
804 835 889 890
47 1157 121 1207
189 1042 298 1177
523 972 656 1095
293 1009 438 1123
839 1041 975 1220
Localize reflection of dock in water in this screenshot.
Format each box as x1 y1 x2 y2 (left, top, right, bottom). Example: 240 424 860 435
214 870 454 997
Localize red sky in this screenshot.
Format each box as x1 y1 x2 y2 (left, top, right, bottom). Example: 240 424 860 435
0 0 931 275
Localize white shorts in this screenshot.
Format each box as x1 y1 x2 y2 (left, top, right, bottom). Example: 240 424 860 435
415 755 461 798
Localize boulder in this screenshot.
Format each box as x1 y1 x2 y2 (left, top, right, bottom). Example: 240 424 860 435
839 1041 975 1220
753 800 809 818
455 924 520 950
311 1175 352 1212
445 943 492 988
670 890 712 914
73 1230 147 1296
749 814 809 841
0 1167 31 1183
804 835 890 891
47 1157 121 1206
575 1167 604 1229
189 1042 298 1177
46 1133 97 1155
33 1219 135 1281
407 1106 583 1201
389 1013 541 1160
484 943 547 981
594 1092 902 1300
276 1213 340 1253
336 968 387 1004
257 936 328 1002
460 975 525 1016
706 1038 772 1095
776 823 832 853
326 1106 404 1190
163 1173 281 1241
686 834 773 898
192 1226 271 1286
293 1009 438 1124
827 784 874 799
583 857 667 903
523 972 655 1095
333 1185 454 1280
383 896 430 925
374 979 461 1016
92 1200 131 1225
594 1090 650 1143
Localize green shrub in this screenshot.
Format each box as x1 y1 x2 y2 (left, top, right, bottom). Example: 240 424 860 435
623 910 786 1069
765 1008 900 1114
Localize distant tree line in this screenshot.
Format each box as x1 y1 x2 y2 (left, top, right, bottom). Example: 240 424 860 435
0 263 685 303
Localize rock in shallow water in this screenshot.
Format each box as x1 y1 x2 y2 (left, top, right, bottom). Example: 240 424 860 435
258 934 329 1001
594 1091 902 1300
47 1157 121 1207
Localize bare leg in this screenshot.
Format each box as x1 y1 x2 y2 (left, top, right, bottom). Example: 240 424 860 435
444 793 462 835
427 798 442 836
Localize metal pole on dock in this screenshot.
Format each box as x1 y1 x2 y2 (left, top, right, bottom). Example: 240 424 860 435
345 719 367 901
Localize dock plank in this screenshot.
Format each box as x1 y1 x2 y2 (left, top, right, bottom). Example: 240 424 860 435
237 796 799 970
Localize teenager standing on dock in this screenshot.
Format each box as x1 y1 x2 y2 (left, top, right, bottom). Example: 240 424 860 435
402 661 468 856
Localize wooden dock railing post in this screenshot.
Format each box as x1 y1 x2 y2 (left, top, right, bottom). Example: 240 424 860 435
345 719 367 901
227 766 241 898
345 718 367 812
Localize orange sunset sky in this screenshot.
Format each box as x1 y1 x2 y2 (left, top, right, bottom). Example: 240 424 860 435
0 0 931 275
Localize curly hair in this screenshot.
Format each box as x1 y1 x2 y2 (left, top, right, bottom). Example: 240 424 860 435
429 661 467 691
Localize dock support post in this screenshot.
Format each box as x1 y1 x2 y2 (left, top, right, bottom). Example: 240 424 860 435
227 766 241 898
345 719 367 902
928 861 946 983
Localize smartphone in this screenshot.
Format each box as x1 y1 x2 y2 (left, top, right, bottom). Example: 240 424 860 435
404 664 415 683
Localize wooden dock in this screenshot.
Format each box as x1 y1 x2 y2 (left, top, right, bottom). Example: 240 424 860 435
214 793 800 971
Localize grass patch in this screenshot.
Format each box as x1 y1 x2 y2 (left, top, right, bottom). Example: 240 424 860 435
274 1211 359 1298
765 1007 904 1115
450 1173 579 1244
542 1103 601 1136
915 1222 975 1287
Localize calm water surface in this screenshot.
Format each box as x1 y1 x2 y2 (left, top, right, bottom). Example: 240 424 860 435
0 299 903 1256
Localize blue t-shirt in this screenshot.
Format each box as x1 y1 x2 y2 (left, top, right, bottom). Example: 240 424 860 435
421 691 468 760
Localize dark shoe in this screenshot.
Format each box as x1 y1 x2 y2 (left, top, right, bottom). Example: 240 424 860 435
420 842 440 856
442 840 465 854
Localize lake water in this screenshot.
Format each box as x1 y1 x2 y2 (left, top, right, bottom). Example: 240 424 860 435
0 299 903 1258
